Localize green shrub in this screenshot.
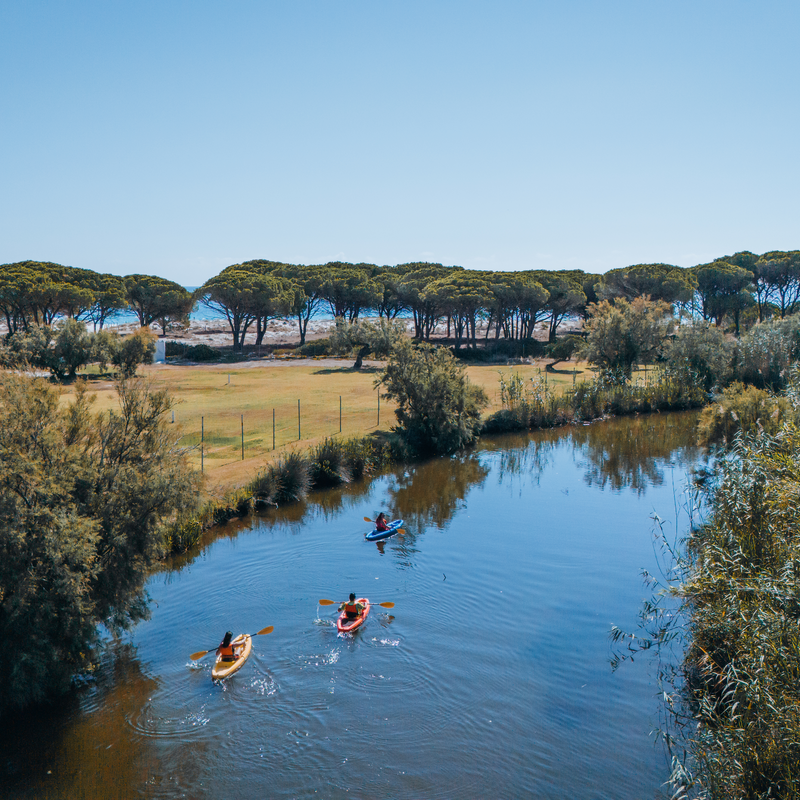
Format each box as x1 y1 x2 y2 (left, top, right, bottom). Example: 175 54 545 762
49 319 94 380
296 338 332 357
166 342 221 361
736 314 800 389
378 340 488 455
271 451 312 503
343 436 390 479
165 341 188 357
163 516 203 553
310 439 353 487
697 382 793 444
663 322 735 392
481 408 532 433
247 469 280 508
452 339 545 363
112 328 156 377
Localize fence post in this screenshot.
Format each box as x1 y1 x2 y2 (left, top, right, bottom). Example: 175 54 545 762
273 408 275 451
377 389 380 426
201 416 204 473
298 399 301 441
241 414 244 460
339 395 342 433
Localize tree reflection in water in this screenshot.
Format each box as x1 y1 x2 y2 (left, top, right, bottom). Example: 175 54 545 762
569 412 702 494
481 410 703 496
167 412 702 574
387 454 490 537
0 643 197 800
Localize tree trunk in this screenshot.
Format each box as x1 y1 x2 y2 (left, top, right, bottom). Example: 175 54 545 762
353 344 370 369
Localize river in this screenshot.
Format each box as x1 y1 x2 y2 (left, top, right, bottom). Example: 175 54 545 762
1 412 703 799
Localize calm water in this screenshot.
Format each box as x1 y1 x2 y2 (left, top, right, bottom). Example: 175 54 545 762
1 413 703 800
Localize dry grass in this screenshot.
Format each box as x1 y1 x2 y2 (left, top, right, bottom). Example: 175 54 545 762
62 356 594 489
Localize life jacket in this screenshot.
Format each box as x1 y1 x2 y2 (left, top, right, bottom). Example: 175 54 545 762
376 519 389 531
344 602 360 618
219 642 237 661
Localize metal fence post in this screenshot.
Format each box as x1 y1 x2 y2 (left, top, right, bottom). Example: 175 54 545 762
201 416 204 473
241 414 244 460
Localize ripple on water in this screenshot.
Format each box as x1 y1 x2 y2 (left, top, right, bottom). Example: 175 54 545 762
127 701 210 738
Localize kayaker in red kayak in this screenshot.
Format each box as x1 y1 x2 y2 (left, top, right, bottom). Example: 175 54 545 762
339 593 365 620
375 513 390 532
216 631 242 663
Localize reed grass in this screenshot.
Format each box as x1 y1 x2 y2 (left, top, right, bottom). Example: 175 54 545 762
482 368 707 434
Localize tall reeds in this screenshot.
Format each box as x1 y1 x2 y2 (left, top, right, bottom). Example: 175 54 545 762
672 426 800 798
482 368 707 434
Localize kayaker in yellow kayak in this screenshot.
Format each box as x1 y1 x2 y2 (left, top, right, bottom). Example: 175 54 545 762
339 593 365 620
216 631 245 663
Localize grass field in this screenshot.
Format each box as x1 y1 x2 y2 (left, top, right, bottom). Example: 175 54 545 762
63 357 594 490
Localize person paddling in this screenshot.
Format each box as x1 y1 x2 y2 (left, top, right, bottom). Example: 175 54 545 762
375 513 390 532
339 593 365 620
216 631 243 663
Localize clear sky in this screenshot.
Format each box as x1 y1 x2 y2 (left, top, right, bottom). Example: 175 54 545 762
2 1 798 284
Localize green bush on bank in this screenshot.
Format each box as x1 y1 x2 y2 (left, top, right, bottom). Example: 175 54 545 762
295 337 332 357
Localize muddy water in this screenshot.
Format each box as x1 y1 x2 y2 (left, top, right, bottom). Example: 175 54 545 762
1 413 702 799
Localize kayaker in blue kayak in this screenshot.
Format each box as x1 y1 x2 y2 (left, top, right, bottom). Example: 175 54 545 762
339 593 365 620
375 513 390 532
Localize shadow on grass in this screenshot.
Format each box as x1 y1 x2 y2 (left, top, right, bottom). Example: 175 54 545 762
313 366 382 375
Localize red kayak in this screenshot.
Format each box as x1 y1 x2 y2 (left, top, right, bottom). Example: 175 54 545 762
337 598 370 633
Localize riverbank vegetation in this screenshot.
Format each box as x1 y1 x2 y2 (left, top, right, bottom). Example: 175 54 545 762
0 375 198 708
611 363 800 796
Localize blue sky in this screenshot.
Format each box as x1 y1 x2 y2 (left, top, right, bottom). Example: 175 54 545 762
1 1 798 284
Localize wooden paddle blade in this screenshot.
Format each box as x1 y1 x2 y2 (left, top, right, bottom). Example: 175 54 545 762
397 529 405 536
363 517 374 523
319 599 337 605
378 602 395 609
256 625 274 636
190 649 211 660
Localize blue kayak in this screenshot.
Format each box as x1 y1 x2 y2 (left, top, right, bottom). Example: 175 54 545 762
365 519 404 541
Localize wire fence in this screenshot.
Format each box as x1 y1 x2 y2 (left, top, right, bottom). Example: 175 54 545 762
176 393 385 472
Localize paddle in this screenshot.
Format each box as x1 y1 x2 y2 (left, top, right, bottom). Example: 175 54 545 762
319 598 395 609
190 625 274 660
362 517 405 536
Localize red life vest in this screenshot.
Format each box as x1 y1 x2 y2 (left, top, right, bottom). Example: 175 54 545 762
219 642 237 661
344 602 360 617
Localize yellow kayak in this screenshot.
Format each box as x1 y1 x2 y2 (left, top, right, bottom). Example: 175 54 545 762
211 634 252 680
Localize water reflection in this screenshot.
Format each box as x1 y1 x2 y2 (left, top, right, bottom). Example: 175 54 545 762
169 413 702 575
387 454 490 535
480 411 701 496
569 412 701 494
0 643 162 800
